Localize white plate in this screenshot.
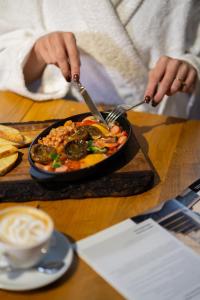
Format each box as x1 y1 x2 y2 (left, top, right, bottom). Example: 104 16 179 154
0 231 73 291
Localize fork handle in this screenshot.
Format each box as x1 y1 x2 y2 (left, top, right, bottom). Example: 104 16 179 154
127 100 146 111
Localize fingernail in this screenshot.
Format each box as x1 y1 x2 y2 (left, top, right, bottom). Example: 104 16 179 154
73 74 79 82
66 75 71 82
152 100 158 107
144 95 151 103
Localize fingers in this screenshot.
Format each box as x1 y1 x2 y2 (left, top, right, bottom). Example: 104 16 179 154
153 58 181 103
34 38 51 65
144 56 197 106
182 68 197 93
49 33 71 80
63 32 80 81
145 56 169 100
169 62 189 94
34 32 80 82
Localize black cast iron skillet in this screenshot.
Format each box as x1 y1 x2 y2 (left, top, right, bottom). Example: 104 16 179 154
28 112 133 182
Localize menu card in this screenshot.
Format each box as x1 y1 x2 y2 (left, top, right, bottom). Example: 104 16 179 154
76 219 200 300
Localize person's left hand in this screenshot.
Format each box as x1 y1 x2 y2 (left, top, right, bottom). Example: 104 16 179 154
144 56 197 106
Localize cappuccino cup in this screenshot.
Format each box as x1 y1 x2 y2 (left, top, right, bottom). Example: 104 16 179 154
0 206 54 269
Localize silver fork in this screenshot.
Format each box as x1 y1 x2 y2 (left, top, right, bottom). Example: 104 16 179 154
105 99 148 124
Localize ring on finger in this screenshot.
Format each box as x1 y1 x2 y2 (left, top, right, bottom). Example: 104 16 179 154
176 77 187 90
176 77 186 85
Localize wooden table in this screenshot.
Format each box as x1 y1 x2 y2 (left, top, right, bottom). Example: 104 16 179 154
0 91 200 299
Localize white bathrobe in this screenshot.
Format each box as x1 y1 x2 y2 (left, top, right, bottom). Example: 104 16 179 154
0 0 200 119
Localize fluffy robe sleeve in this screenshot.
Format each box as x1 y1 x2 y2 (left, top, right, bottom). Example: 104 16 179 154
0 29 69 101
176 1 200 80
0 0 199 108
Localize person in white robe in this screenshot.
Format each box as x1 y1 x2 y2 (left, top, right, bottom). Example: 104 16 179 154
0 0 199 119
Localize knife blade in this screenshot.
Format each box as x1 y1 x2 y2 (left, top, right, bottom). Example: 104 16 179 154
73 81 108 127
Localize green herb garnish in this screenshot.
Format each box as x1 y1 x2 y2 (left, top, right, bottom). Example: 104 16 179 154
49 152 59 160
87 140 106 153
52 161 61 168
50 153 62 168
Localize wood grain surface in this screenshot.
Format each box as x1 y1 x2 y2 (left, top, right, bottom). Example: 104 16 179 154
0 91 200 300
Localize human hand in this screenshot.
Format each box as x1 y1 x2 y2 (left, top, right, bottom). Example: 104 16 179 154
32 31 80 82
144 56 197 106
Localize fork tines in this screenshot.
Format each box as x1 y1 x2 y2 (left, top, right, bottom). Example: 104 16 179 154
105 106 124 124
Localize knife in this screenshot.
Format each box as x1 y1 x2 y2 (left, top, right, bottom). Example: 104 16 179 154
73 81 108 127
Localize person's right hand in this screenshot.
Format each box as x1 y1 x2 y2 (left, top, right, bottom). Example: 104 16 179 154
24 31 80 83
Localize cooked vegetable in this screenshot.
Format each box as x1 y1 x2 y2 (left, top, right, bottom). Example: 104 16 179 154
50 153 61 168
64 140 88 160
87 140 106 153
70 126 89 141
31 144 56 164
84 125 102 139
80 153 106 168
65 159 80 170
91 123 110 136
32 116 128 172
76 119 97 126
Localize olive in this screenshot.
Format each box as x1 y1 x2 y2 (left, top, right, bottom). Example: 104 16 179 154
84 126 102 139
30 144 56 164
64 140 88 160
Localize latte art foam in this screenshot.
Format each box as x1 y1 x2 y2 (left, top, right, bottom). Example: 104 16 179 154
0 209 51 247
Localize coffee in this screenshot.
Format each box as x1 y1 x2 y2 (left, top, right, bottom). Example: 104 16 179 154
0 206 53 248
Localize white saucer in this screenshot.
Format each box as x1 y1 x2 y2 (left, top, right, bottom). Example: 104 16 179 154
0 231 73 291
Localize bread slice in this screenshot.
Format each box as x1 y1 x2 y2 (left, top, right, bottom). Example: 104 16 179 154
0 145 18 159
0 125 24 144
0 152 18 176
0 137 20 148
22 135 33 146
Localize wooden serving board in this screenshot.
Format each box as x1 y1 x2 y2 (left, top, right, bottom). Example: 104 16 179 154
0 120 155 202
